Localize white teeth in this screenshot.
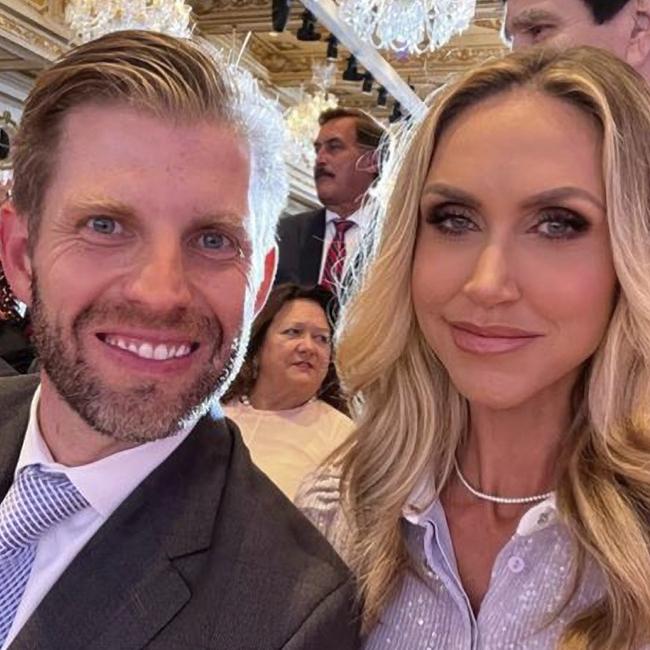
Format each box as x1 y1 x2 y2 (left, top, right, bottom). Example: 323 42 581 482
104 335 192 361
153 344 169 361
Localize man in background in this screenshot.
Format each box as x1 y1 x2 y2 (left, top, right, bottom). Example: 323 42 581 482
0 30 358 649
503 0 650 82
276 107 385 291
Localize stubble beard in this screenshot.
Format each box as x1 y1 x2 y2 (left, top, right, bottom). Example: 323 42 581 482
30 277 244 443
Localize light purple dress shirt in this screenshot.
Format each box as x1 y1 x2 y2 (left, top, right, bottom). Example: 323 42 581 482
296 471 606 649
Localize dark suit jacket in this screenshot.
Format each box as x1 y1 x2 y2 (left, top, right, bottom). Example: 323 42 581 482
275 208 326 287
0 374 360 649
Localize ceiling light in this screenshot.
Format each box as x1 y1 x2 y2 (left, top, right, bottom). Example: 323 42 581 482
362 72 373 95
326 35 338 61
389 100 403 123
65 0 192 42
272 0 292 33
297 9 321 41
339 0 476 55
342 55 364 82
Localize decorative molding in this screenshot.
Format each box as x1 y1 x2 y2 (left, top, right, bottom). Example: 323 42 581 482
0 13 65 62
206 0 269 8
474 18 502 31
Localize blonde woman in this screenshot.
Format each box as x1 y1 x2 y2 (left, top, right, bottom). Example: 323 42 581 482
297 46 650 649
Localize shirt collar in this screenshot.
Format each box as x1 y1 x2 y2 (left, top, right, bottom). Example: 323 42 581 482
401 476 558 536
16 384 197 518
325 208 363 226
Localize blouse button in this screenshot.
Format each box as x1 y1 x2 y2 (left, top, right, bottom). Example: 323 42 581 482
507 556 525 574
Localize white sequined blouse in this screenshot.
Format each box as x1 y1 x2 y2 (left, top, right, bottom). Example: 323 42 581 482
296 471 606 649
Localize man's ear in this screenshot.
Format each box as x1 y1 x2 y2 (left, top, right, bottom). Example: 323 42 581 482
626 0 650 70
356 149 379 175
0 202 33 307
253 245 277 317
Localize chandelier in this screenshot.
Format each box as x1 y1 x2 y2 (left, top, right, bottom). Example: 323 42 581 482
65 0 193 43
285 62 339 167
338 0 476 55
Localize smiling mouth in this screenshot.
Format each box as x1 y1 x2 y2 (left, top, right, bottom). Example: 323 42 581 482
97 333 199 361
448 321 542 355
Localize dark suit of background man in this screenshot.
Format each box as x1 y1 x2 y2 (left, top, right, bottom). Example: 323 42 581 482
276 107 386 290
0 31 359 649
503 0 650 83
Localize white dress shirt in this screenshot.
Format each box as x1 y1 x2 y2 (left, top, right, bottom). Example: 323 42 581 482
2 385 196 649
317 208 366 283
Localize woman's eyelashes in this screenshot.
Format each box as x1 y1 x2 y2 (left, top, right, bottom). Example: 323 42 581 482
425 204 478 236
424 203 591 241
532 209 590 240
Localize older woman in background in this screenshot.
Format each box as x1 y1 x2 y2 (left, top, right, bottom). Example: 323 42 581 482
298 46 650 648
224 283 353 498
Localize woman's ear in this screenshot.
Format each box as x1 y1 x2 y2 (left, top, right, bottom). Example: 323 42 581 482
0 202 33 307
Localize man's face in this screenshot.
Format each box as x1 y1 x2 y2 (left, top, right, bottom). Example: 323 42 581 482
313 117 376 213
23 104 267 442
504 0 635 56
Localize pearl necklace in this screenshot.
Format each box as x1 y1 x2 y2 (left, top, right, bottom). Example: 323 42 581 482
454 460 553 505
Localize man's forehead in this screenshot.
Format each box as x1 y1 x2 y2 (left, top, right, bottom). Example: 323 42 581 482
315 117 358 144
505 0 587 24
504 0 577 40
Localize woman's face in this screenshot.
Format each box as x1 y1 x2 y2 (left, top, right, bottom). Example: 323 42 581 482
412 89 617 411
256 298 332 400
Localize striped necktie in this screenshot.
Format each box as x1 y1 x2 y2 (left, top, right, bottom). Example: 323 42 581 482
321 218 355 292
0 464 89 645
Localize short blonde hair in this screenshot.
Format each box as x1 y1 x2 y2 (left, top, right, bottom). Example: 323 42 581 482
12 30 288 278
335 46 650 648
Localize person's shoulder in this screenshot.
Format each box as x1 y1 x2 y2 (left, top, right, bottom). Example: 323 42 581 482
277 208 324 233
0 372 39 400
314 400 354 427
310 400 355 442
210 419 359 643
294 465 354 565
219 415 350 578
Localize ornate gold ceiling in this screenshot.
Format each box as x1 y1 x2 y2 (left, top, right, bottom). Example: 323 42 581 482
0 0 508 118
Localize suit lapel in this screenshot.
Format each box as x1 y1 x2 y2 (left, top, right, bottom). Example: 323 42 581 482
10 414 234 650
299 209 326 286
0 375 39 499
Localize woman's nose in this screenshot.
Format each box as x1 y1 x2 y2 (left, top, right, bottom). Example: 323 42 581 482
462 243 521 308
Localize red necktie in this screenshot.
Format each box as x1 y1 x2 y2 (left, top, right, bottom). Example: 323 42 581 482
320 218 355 292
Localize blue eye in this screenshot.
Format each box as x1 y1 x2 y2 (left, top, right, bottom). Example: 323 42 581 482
427 207 478 236
201 233 226 249
87 216 121 235
195 231 240 257
535 211 589 240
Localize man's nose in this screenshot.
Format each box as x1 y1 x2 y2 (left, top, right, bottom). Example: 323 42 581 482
462 243 521 308
124 239 192 312
315 147 328 167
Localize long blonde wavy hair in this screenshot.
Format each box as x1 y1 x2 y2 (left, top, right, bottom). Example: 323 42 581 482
332 46 650 649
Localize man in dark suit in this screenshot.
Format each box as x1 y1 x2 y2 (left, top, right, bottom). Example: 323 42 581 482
276 108 385 290
0 31 358 649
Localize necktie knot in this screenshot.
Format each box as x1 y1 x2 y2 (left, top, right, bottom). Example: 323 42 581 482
0 464 89 556
333 218 354 235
